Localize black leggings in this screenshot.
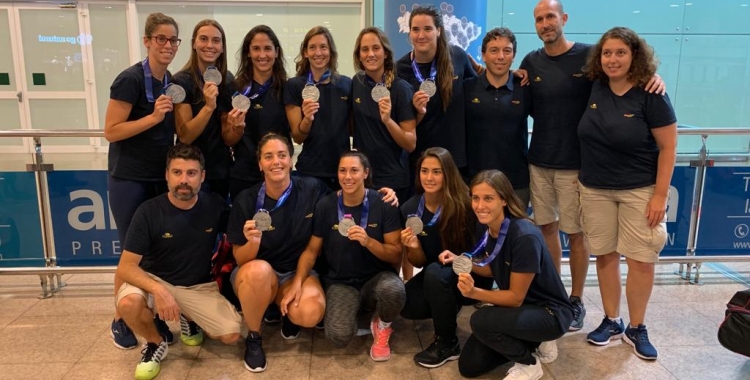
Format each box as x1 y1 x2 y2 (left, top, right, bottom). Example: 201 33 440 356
108 176 166 242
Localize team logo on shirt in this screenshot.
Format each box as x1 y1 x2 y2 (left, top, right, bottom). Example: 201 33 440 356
623 114 634 118
572 73 583 78
590 103 597 109
305 213 313 219
471 98 480 104
511 100 521 105
355 98 361 104
534 76 542 82
341 96 348 101
419 231 428 237
162 232 173 239
453 75 459 80
205 228 213 233
368 223 378 228
253 104 263 110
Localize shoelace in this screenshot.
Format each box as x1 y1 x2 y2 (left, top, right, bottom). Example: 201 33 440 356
572 303 582 320
141 343 158 362
375 325 393 346
635 327 650 344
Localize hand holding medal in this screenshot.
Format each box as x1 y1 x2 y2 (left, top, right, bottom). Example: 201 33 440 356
243 220 262 244
452 254 473 275
252 209 272 232
165 83 186 104
338 214 356 237
203 66 222 84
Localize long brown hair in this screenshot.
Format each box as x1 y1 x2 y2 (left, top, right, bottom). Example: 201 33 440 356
414 148 474 253
178 19 228 105
353 27 395 88
583 26 658 87
470 170 529 221
236 25 287 101
295 26 339 80
409 6 453 111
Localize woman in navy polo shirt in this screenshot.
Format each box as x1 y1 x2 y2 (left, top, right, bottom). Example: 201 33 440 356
441 170 573 379
579 27 677 361
104 12 180 351
284 26 352 190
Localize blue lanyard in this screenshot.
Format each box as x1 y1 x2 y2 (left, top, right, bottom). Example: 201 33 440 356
415 195 441 227
364 73 386 87
307 69 331 85
466 218 510 267
255 180 293 212
238 78 272 100
337 189 369 228
143 57 168 103
410 56 437 84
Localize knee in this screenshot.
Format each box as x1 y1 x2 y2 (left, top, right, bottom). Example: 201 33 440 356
540 222 558 236
423 262 452 288
236 260 274 289
375 274 406 301
458 355 481 378
117 294 146 315
218 333 241 345
325 326 354 348
291 293 326 328
468 309 489 335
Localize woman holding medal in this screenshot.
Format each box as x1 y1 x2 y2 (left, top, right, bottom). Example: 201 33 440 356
172 19 233 199
440 170 573 379
351 27 416 203
282 150 405 362
104 12 181 351
225 25 292 199
284 26 352 190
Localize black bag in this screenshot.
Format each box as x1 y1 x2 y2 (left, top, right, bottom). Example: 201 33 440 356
717 289 750 357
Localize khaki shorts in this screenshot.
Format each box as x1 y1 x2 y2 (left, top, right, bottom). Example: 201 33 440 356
529 165 582 234
116 274 242 337
579 184 668 263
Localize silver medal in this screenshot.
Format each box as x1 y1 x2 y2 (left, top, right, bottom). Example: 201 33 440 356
405 216 424 236
301 84 320 102
232 94 251 112
371 84 390 102
252 210 272 232
165 84 186 103
419 80 437 98
338 217 356 237
452 254 473 275
203 66 222 84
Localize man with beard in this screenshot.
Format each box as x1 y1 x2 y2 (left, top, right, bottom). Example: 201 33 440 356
115 144 242 380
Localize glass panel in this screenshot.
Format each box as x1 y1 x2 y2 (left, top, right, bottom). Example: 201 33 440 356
89 4 130 148
0 9 16 91
684 0 750 35
19 8 84 92
0 171 45 267
0 99 22 146
28 99 89 145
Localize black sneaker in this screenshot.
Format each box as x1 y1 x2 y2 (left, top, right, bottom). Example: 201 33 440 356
569 296 587 331
413 336 460 368
281 315 301 340
111 318 138 350
263 304 282 324
153 314 175 345
244 331 267 372
315 318 325 330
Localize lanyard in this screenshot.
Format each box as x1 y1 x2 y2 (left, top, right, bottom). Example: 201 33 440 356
307 69 331 85
143 57 168 103
337 189 369 228
466 218 510 267
416 195 441 227
239 78 272 100
364 73 386 87
410 56 437 84
255 180 293 212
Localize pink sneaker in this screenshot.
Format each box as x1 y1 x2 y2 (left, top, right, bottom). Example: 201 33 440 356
370 317 393 361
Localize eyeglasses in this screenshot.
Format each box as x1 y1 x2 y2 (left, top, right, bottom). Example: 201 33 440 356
150 35 181 47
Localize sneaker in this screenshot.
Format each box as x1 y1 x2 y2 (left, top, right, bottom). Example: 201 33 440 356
535 340 557 364
263 304 282 324
315 318 325 330
179 314 204 346
111 318 138 350
134 341 168 380
503 356 543 380
587 317 625 346
153 314 175 345
370 317 394 361
623 324 658 360
281 315 301 340
568 296 586 331
413 335 460 368
244 331 267 372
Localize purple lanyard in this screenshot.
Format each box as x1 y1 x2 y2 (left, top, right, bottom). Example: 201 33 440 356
414 195 441 227
337 190 369 228
255 180 293 212
466 218 510 267
307 69 331 85
143 57 168 103
410 56 437 84
364 73 386 87
239 78 272 100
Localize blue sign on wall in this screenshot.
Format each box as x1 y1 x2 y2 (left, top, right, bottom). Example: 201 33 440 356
47 170 120 266
696 166 750 255
0 172 45 267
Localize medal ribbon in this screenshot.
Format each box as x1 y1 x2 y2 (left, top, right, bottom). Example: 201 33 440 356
237 78 272 100
337 189 369 229
465 218 510 267
410 195 441 227
256 180 293 212
410 56 437 84
143 57 169 103
307 69 331 85
364 73 386 87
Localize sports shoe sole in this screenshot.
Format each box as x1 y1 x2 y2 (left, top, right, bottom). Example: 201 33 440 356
586 332 623 346
244 361 268 373
281 330 300 340
110 330 137 350
415 354 459 368
622 334 658 360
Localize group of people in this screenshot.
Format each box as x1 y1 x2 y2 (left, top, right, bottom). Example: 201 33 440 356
104 1 677 380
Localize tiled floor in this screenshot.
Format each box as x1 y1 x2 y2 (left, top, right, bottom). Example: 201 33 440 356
0 263 748 380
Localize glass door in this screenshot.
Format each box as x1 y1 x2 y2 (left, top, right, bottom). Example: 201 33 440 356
0 6 27 154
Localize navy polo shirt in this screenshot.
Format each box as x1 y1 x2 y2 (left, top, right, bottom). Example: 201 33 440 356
396 45 477 167
108 62 175 181
400 195 442 265
284 75 352 178
464 71 530 189
520 42 593 170
312 190 401 288
227 177 330 273
351 72 415 190
578 81 677 190
171 70 234 181
230 80 291 185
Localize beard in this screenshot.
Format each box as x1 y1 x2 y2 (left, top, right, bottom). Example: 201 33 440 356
171 184 198 201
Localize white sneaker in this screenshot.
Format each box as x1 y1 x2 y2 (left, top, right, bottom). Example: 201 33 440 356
503 357 543 380
535 340 558 364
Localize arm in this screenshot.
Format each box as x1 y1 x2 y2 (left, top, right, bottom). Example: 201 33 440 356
647 123 677 227
175 82 218 144
401 228 427 268
644 74 666 95
347 226 402 265
457 271 534 307
232 220 263 266
221 109 246 147
116 250 180 321
286 103 315 144
379 97 417 152
104 97 170 142
438 250 493 277
412 91 429 125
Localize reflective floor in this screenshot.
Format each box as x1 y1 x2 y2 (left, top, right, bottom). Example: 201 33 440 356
0 262 748 380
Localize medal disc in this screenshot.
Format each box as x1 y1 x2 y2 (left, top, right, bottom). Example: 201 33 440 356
419 80 437 98
371 84 390 102
405 216 424 236
452 254 473 275
252 211 272 232
232 94 251 112
301 85 320 102
165 84 186 103
338 217 356 237
203 66 222 84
